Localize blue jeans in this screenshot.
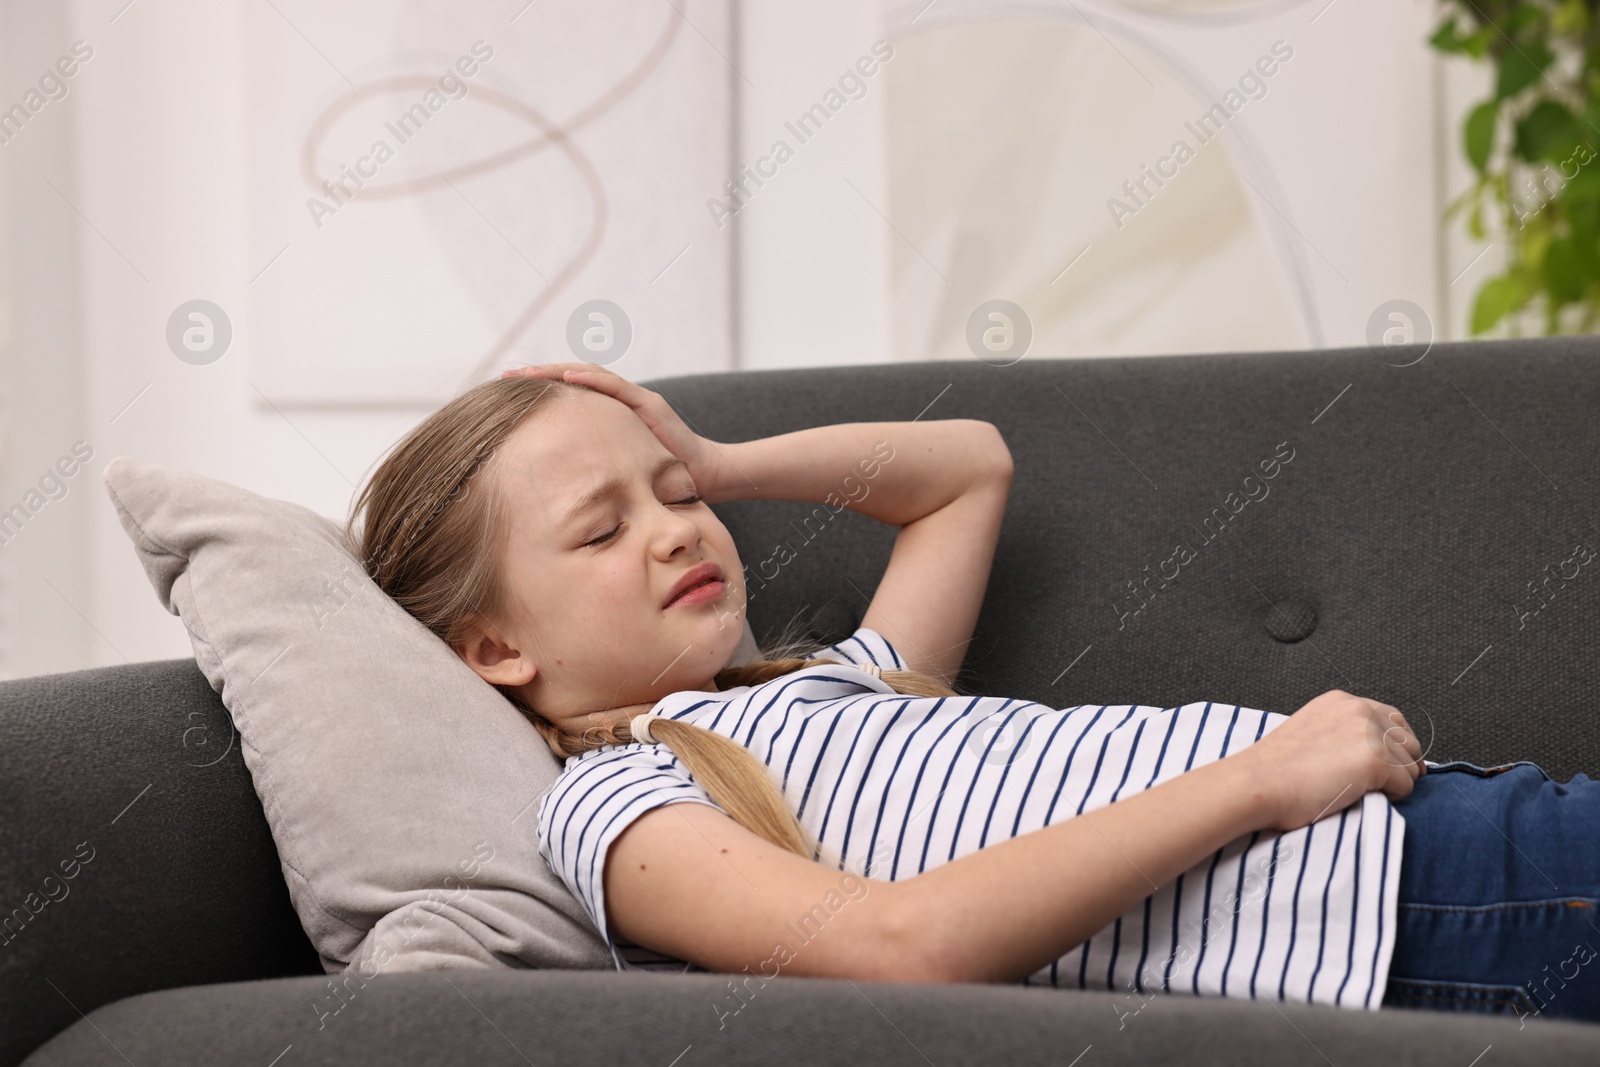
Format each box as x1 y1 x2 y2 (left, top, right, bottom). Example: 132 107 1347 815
1383 758 1600 1027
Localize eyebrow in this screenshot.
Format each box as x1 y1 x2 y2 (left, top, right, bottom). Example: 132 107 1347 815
558 455 691 529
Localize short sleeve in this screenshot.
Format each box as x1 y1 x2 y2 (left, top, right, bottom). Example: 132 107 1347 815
811 626 908 672
534 745 724 971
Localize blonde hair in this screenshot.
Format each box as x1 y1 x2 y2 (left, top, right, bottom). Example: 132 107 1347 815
347 376 964 860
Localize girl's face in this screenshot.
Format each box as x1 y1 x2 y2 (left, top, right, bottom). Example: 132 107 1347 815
460 387 747 734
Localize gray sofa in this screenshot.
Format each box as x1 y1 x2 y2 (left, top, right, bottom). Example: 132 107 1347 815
6 338 1600 1064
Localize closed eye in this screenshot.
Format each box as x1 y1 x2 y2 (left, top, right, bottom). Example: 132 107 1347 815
580 495 703 548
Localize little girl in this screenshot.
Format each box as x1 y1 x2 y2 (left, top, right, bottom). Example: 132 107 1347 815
349 362 1600 1028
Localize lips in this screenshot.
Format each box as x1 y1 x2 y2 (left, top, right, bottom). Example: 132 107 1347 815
663 562 724 608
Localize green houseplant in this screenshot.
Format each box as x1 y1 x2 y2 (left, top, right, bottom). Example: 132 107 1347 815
1431 0 1600 334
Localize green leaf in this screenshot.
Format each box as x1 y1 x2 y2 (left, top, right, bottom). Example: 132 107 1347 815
1523 222 1552 267
1568 192 1599 241
1429 16 1465 53
1553 0 1588 37
1515 100 1583 161
1543 237 1586 303
1462 27 1494 59
1497 41 1554 99
1476 271 1529 333
1563 147 1600 195
1426 14 1493 57
1508 5 1544 35
1471 278 1510 334
1466 100 1500 171
1573 216 1600 277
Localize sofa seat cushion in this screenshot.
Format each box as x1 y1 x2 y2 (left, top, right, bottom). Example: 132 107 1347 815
22 970 1598 1066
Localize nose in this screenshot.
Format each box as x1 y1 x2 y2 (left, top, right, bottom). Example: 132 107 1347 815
651 499 703 559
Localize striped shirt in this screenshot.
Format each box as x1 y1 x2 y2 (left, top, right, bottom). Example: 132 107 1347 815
535 626 1405 1009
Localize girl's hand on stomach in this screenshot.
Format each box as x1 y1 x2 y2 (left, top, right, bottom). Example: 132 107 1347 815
1234 690 1426 833
503 363 731 501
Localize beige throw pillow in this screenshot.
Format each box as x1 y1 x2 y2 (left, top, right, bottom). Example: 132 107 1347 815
101 455 761 976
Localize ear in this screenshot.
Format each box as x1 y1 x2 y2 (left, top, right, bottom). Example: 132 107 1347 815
456 614 538 687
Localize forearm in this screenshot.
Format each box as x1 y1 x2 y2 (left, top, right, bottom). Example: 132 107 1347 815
886 750 1274 984
703 421 1009 525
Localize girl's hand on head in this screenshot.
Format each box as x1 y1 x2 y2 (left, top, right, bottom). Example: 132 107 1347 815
500 363 733 501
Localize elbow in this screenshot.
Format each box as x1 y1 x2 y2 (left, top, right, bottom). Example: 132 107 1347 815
970 421 1014 485
870 883 969 984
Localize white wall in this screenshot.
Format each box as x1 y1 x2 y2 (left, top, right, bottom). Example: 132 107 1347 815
0 0 1481 679
71 0 415 672
735 1 895 368
0 0 458 675
737 0 1451 364
2 0 741 678
0 0 93 678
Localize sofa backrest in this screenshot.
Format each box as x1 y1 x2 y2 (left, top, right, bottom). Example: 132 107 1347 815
2 339 1595 1062
664 340 1599 781
665 347 1600 780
